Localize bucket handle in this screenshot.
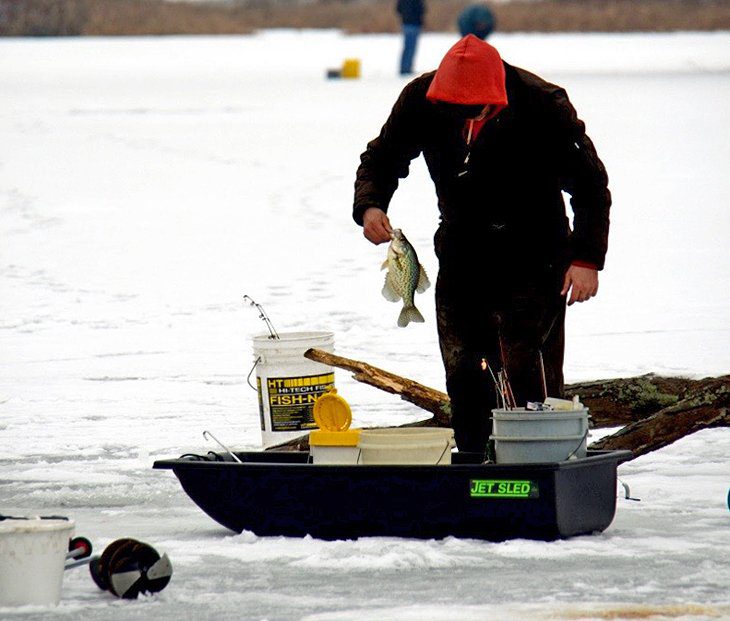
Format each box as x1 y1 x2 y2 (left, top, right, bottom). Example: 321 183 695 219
355 441 451 466
435 440 452 465
565 428 590 460
246 356 261 391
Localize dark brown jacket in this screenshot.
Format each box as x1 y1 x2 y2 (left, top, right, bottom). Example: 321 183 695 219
353 64 611 272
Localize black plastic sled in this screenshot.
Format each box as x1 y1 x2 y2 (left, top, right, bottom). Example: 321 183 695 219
153 449 632 542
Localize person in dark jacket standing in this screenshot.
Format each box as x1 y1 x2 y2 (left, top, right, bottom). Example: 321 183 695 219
353 35 611 454
397 0 425 75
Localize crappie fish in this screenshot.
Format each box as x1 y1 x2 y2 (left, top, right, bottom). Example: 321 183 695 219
381 229 431 327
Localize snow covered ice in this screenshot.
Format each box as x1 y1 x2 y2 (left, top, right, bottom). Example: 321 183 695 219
1 30 729 620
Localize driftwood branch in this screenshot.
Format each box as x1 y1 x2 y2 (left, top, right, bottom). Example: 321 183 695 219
303 348 450 427
591 378 730 458
564 375 710 427
264 348 730 459
305 348 728 429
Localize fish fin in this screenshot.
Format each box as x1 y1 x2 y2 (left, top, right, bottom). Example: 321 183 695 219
382 271 401 302
397 305 425 328
416 265 431 293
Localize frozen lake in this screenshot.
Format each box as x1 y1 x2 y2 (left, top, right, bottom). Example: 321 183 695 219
1 30 729 620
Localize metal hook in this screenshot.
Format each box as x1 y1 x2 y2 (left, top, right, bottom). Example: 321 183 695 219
619 478 641 501
202 430 243 463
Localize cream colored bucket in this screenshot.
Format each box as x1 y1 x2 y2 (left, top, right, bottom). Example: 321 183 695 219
0 517 74 607
253 331 335 448
357 428 455 465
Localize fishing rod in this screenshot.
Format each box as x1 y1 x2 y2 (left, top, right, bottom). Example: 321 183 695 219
243 294 279 340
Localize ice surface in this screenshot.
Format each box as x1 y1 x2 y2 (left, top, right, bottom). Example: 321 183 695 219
1 30 729 620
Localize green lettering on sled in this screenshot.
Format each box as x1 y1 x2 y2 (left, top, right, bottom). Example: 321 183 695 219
469 479 538 499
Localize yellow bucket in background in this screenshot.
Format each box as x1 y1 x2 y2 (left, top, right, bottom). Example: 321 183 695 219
341 58 361 79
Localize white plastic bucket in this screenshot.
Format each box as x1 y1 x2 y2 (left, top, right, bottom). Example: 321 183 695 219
357 428 455 465
310 445 361 465
309 429 361 465
490 408 590 464
0 517 74 607
253 331 335 448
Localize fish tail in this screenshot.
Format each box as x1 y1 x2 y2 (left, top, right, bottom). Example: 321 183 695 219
397 305 425 328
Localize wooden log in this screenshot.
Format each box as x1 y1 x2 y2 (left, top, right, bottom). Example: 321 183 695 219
590 377 730 458
564 374 709 428
303 348 451 427
263 348 730 459
304 348 726 428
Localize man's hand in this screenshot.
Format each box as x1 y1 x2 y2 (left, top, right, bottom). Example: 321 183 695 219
362 207 393 245
561 265 599 306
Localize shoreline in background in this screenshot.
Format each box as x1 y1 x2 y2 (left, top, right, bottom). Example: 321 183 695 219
2 0 730 37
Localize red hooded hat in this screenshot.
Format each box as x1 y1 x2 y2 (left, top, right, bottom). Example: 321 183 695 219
426 34 508 115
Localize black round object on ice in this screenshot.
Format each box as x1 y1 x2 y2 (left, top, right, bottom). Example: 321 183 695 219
89 538 172 599
89 537 138 591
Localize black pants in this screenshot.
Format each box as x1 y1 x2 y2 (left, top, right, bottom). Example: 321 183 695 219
435 263 566 454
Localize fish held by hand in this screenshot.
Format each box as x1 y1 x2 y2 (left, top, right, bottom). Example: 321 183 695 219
381 229 431 327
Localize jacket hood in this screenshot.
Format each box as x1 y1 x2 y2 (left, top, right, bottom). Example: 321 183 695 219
426 34 508 112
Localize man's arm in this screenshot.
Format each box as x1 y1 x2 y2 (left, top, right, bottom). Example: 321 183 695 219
544 88 611 304
547 88 611 271
353 79 426 238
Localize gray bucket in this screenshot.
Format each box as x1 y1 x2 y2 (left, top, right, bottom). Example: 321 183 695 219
490 408 589 464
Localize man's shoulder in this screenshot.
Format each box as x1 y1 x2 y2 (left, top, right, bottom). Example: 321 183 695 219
402 71 436 95
505 63 581 126
392 71 436 109
505 63 564 98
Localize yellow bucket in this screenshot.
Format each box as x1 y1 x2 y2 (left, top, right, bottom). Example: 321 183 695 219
309 390 360 464
341 58 361 79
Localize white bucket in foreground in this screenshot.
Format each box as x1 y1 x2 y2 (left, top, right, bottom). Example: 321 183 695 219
357 428 455 465
0 517 74 607
490 408 589 464
253 331 335 448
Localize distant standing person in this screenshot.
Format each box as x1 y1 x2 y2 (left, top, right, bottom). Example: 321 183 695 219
397 0 425 75
457 3 495 40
